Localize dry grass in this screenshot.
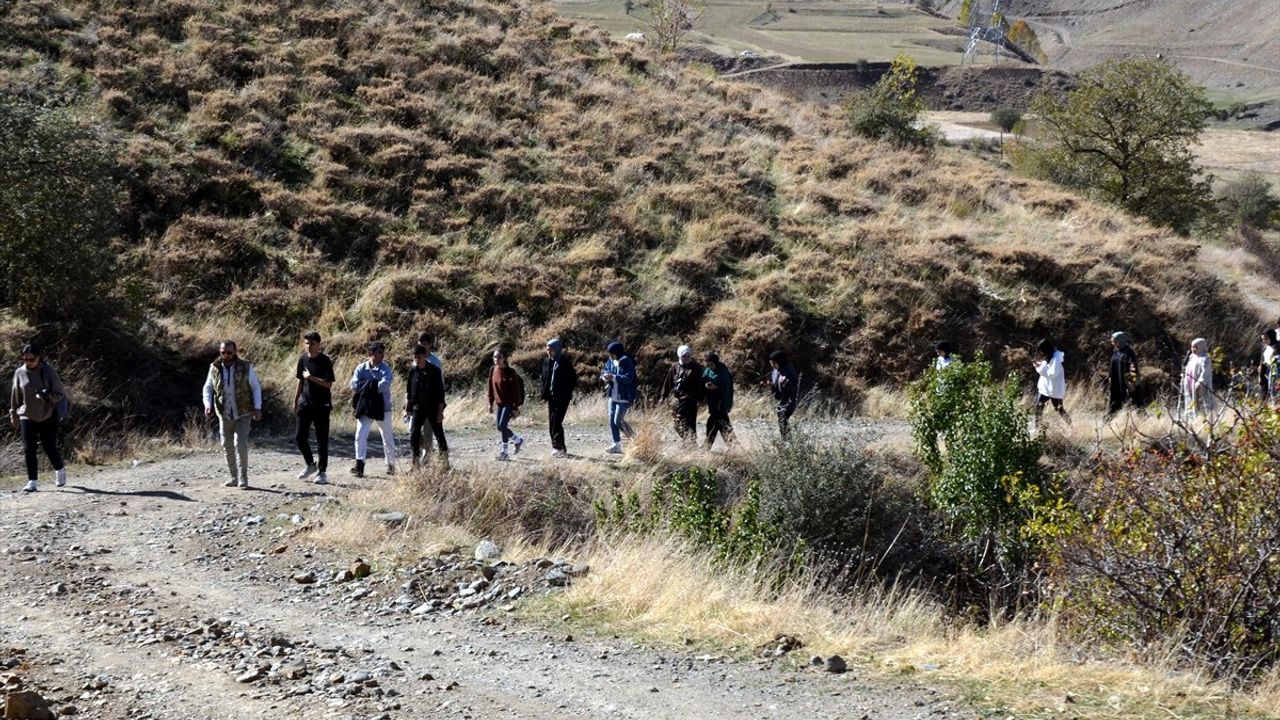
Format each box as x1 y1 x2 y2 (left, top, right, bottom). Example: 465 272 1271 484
532 535 1275 719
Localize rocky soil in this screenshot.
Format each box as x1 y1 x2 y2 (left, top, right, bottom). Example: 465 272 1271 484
1 436 970 720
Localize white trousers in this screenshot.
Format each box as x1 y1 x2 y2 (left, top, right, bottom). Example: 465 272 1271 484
355 415 396 465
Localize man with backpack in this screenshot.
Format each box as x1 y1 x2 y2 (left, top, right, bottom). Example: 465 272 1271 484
202 340 263 488
349 342 396 478
9 343 69 492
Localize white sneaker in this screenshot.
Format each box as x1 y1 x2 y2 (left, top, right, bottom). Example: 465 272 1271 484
22 480 37 493
314 472 329 485
297 464 318 480
496 451 510 462
606 443 623 454
551 449 568 458
55 468 67 487
512 436 524 455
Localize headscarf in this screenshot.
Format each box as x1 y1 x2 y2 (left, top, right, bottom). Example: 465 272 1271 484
1191 338 1208 355
769 350 787 365
606 341 625 356
546 338 563 355
677 345 691 360
1111 332 1130 348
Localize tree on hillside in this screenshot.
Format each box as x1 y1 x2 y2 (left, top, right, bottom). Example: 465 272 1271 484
990 107 1021 140
845 53 935 148
0 97 119 323
641 0 704 53
1217 172 1280 230
1029 58 1213 235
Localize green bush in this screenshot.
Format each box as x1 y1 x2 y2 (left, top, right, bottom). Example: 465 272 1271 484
990 107 1021 135
845 53 935 148
0 96 120 323
1217 172 1279 230
1055 407 1280 678
909 357 1048 567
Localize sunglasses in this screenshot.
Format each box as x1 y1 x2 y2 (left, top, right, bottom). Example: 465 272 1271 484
219 350 235 356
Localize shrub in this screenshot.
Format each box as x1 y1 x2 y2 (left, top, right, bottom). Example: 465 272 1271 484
909 357 1048 567
989 107 1021 136
753 437 922 579
1055 407 1280 678
0 96 120 323
1218 172 1279 230
845 53 935 148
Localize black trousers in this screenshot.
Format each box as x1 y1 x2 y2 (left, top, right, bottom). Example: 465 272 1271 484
674 401 698 442
548 400 570 451
776 404 796 439
409 407 448 462
295 406 331 472
21 417 63 481
706 408 734 448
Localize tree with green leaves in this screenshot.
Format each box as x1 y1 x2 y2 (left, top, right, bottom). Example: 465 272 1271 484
1029 58 1213 235
0 96 120 323
845 53 935 148
1217 172 1279 230
990 107 1021 139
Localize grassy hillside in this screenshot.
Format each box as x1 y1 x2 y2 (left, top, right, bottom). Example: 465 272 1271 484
0 0 1263 420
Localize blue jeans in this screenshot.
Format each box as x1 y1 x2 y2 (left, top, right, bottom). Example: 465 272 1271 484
608 400 633 443
495 404 515 443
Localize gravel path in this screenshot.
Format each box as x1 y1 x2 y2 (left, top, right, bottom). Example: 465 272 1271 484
0 421 967 720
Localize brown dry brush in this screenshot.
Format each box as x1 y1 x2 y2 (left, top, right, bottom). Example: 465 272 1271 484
1053 402 1280 680
0 0 1264 427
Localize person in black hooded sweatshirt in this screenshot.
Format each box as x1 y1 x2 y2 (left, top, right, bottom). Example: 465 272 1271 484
768 350 799 439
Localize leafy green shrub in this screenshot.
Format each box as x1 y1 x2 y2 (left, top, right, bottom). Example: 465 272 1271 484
990 107 1021 136
595 467 776 563
1217 172 1279 230
845 53 935 148
909 357 1048 566
1054 408 1280 678
0 96 120 323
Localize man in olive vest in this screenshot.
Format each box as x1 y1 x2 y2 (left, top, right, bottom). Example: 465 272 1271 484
202 340 263 488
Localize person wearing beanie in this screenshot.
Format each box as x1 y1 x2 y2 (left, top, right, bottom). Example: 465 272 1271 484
1033 339 1071 429
660 345 705 443
600 341 636 454
1107 332 1140 417
540 338 578 457
702 351 735 448
488 347 526 461
1182 337 1214 420
767 350 799 439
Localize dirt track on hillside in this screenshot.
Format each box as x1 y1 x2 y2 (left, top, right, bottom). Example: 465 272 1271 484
0 420 971 720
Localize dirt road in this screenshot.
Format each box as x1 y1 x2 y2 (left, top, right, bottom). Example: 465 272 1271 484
0 423 969 720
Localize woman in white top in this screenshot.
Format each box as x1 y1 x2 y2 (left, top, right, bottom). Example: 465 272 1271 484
934 341 954 371
1033 338 1071 427
1182 337 1215 419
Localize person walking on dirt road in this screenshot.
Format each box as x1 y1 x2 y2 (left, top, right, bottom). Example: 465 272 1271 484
294 331 335 485
350 342 397 478
489 347 526 461
541 339 578 458
202 340 263 489
10 343 69 493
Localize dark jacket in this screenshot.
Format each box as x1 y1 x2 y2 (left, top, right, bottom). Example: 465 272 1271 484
661 360 706 405
406 362 447 413
352 376 385 420
771 364 799 409
704 363 734 413
541 352 578 404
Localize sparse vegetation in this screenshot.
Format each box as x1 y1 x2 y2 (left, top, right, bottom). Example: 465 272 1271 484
1218 172 1280 230
639 0 704 53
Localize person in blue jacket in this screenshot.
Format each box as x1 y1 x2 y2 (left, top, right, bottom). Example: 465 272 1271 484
702 352 735 448
349 342 396 478
600 341 636 454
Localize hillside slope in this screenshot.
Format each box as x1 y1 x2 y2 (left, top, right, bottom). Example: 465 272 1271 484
0 0 1264 416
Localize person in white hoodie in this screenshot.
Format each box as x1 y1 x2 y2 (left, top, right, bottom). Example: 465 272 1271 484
1033 339 1071 427
1182 337 1215 420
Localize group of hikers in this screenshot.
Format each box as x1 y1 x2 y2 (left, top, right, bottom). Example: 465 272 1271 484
8 323 1280 491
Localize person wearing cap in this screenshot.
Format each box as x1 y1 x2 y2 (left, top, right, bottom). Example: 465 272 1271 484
1107 332 1140 417
1182 337 1214 420
202 340 263 489
768 350 799 439
349 342 396 478
660 345 705 443
702 352 735 448
600 341 636 454
541 339 578 457
10 343 68 493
